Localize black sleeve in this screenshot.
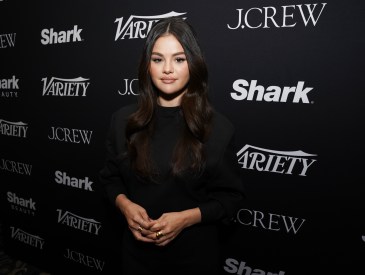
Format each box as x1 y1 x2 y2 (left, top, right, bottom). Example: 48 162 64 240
99 112 128 206
199 132 245 224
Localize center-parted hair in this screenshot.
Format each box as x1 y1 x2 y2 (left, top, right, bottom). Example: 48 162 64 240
125 16 213 180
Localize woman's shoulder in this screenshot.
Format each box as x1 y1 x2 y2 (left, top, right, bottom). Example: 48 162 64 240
211 109 235 137
112 103 138 120
205 109 237 166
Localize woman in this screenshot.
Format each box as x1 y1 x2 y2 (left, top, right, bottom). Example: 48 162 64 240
99 17 245 275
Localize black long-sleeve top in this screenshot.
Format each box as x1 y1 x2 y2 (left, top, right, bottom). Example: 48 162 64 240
99 104 245 224
99 104 245 274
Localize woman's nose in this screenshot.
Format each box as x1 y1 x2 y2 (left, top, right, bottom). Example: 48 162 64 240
163 61 174 74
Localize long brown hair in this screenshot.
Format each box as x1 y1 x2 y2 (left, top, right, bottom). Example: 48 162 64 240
126 17 213 180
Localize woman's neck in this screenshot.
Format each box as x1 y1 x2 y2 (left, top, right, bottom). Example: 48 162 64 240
157 96 182 107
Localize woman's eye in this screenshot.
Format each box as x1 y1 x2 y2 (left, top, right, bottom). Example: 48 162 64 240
152 58 162 63
176 57 186 63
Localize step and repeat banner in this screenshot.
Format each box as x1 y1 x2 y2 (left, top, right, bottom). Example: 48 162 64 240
1 0 364 274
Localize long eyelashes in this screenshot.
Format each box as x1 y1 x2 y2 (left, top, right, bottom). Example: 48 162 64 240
151 57 186 63
175 57 186 63
151 58 162 63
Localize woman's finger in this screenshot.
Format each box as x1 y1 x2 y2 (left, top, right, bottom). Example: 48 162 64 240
129 227 155 243
155 235 175 246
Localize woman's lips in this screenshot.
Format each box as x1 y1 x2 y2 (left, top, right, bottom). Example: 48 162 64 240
161 78 176 84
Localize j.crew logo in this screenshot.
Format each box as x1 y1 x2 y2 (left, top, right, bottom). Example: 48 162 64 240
235 208 305 234
0 159 32 176
48 126 93 145
64 249 105 272
118 78 139 96
228 3 327 29
0 33 16 48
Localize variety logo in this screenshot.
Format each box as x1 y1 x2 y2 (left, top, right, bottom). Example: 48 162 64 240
227 3 327 30
56 209 101 235
0 33 16 48
55 170 93 191
235 208 305 234
48 126 93 145
64 248 105 272
115 11 186 40
0 119 28 138
230 79 314 104
41 25 83 45
10 226 45 249
7 191 36 216
118 78 139 96
42 77 90 96
224 258 285 275
237 144 317 176
0 159 32 176
1 75 20 98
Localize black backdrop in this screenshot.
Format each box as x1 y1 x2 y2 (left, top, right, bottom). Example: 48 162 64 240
1 0 364 274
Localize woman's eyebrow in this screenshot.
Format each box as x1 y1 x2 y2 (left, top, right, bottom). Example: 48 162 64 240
151 51 186 56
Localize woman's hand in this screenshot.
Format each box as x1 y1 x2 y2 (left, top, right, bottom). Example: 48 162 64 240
147 208 201 246
115 194 156 243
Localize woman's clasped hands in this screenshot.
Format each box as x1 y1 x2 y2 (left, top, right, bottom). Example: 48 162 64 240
116 194 196 246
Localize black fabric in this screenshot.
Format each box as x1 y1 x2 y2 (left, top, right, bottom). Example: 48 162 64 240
99 104 245 274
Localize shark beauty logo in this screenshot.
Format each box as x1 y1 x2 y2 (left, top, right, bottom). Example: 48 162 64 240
1 75 20 98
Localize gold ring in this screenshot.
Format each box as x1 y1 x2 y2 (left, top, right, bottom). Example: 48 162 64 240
137 226 143 233
156 231 163 239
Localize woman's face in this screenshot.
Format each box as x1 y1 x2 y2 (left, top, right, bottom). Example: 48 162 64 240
149 34 190 107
